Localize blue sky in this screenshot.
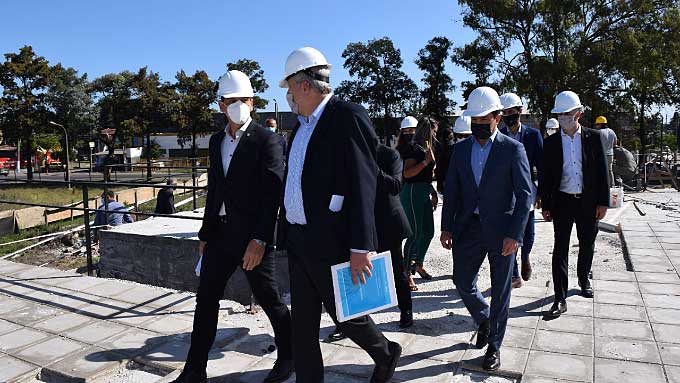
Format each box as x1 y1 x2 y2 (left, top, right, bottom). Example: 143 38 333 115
0 0 478 112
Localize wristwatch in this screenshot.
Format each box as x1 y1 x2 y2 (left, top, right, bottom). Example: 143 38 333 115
253 239 267 247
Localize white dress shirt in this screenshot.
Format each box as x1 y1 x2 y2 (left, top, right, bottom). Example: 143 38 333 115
284 94 333 224
559 126 583 194
219 118 251 216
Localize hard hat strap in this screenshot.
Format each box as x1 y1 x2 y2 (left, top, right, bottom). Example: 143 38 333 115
286 67 330 84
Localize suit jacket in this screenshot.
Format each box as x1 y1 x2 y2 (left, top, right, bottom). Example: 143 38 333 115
500 124 543 182
279 96 379 259
539 127 609 212
154 187 176 214
198 121 284 254
375 144 412 249
441 133 533 251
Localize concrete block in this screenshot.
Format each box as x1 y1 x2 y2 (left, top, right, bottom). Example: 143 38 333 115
138 314 193 335
81 280 135 297
506 312 540 329
0 261 33 276
0 327 51 353
95 328 166 358
559 300 594 318
26 287 96 312
667 365 680 383
205 350 260 378
539 315 593 335
500 326 534 349
642 293 680 309
594 291 644 306
58 276 108 292
635 272 680 284
401 334 467 363
0 296 34 315
75 299 133 319
392 356 456 383
0 301 65 326
591 271 636 282
660 343 680 366
15 336 85 366
633 263 676 273
594 303 648 322
63 320 128 344
0 355 39 383
525 351 593 382
39 347 127 383
651 323 680 344
324 343 375 377
109 305 160 327
593 280 640 294
594 337 662 363
594 318 654 341
112 285 176 306
0 318 21 335
533 329 593 356
511 285 548 299
460 346 527 378
135 337 191 371
647 307 680 325
594 358 666 383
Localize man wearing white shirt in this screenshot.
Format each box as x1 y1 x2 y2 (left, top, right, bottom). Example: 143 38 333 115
539 91 609 318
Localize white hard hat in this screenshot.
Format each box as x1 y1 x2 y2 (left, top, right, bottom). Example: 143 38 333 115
551 91 583 114
500 93 523 110
279 47 332 88
462 87 503 117
400 116 418 129
453 116 472 134
545 118 559 129
216 70 254 99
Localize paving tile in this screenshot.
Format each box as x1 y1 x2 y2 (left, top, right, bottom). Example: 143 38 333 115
14 336 86 366
525 351 593 382
204 350 261 378
560 300 594 318
112 286 175 306
593 280 640 294
33 312 93 334
594 358 666 383
0 327 51 353
647 307 680 325
0 301 65 326
0 318 21 335
211 357 278 383
138 314 193 335
0 355 39 383
533 329 593 356
392 356 456 382
594 318 654 341
639 282 680 296
82 280 135 298
660 343 680 366
594 291 644 306
642 293 680 309
510 285 547 299
539 315 593 335
652 323 680 344
109 305 161 327
594 303 648 322
142 292 196 311
324 343 374 377
75 299 132 319
634 263 676 273
594 337 661 363
667 365 680 383
635 272 680 284
521 376 583 383
501 325 534 350
95 328 166 358
401 334 467 363
0 296 33 315
26 287 96 312
460 346 527 377
506 312 541 329
135 337 190 371
63 320 128 344
0 280 41 296
0 261 33 276
57 275 109 292
40 347 127 382
592 271 637 282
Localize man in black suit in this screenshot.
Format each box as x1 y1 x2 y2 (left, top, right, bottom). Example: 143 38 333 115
173 70 292 383
278 47 401 383
540 91 609 318
154 178 177 215
265 118 287 156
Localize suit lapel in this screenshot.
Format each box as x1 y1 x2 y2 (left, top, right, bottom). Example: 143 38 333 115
581 127 589 171
224 122 258 182
478 134 500 190
462 139 478 193
214 130 226 178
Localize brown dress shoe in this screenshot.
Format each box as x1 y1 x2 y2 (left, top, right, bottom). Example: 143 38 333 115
511 277 523 289
521 261 532 281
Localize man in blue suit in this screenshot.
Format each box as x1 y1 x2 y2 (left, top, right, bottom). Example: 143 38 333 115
499 93 543 288
440 87 532 371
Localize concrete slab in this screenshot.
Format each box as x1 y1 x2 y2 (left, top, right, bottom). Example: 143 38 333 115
64 320 128 344
112 286 176 306
58 276 109 292
592 280 640 294
75 299 133 319
32 312 93 334
26 286 97 312
647 307 680 325
594 291 644 306
659 343 680 366
0 261 34 276
509 285 547 299
0 327 51 353
0 279 43 296
0 295 34 315
506 312 541 329
594 358 666 383
594 303 648 322
95 328 166 358
532 329 593 356
651 323 680 344
138 313 193 335
525 350 593 382
0 301 65 326
635 272 680 284
594 337 662 363
204 350 261 378
500 326 535 349
401 334 467 363
633 263 676 273
559 300 594 318
392 356 456 383
594 318 654 341
135 337 190 371
14 336 85 366
667 365 680 383
460 346 527 378
81 280 135 298
642 293 680 309
538 315 593 335
324 343 375 378
139 292 196 312
0 318 21 335
108 305 160 327
40 347 127 383
201 356 279 383
0 355 39 383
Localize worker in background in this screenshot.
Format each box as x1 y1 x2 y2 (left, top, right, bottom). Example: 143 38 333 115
154 178 177 215
94 190 133 227
594 116 618 187
499 93 543 288
265 118 287 157
545 118 559 137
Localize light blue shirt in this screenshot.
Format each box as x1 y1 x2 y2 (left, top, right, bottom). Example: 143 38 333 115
471 129 498 213
559 126 583 194
284 93 333 225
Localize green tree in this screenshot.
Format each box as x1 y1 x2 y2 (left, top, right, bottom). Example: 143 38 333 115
0 45 51 179
416 36 455 126
226 59 268 112
336 37 419 139
173 70 216 159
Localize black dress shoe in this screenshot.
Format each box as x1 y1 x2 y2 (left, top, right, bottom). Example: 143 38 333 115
549 300 567 318
370 341 402 383
399 310 413 328
325 327 347 342
579 279 594 298
521 261 532 281
264 359 294 383
475 320 490 349
170 369 207 383
482 347 501 371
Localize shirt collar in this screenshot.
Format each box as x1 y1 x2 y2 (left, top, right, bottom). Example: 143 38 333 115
224 117 252 137
560 125 582 138
298 93 333 125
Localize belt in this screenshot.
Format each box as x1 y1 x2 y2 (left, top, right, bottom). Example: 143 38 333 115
559 191 582 199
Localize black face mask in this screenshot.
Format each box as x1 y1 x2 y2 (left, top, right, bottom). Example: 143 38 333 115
502 114 520 128
471 122 492 140
401 133 414 142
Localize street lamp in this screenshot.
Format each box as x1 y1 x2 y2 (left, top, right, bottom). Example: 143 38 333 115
49 121 70 188
272 98 279 130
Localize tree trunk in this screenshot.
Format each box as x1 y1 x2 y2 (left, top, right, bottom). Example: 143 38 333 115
146 132 152 181
24 132 33 180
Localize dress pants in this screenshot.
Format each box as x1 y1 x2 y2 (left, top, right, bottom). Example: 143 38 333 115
400 182 435 268
551 192 599 302
287 224 391 383
512 210 535 279
185 221 292 372
453 217 515 351
379 244 412 313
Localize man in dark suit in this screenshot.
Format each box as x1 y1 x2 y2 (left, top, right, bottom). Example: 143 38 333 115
540 91 609 318
278 47 400 383
440 86 532 371
173 70 292 383
499 93 544 287
154 178 177 214
265 118 287 156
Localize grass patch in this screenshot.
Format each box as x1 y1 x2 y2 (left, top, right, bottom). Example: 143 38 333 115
0 216 86 256
0 185 127 211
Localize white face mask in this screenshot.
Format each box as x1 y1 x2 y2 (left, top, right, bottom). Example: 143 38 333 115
558 114 577 131
286 92 299 115
267 127 276 133
226 101 251 125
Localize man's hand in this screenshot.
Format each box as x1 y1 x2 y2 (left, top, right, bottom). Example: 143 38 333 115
502 238 519 256
199 240 207 255
541 209 552 222
440 231 453 250
350 251 373 286
242 239 266 271
431 193 439 211
534 197 542 210
596 205 608 220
